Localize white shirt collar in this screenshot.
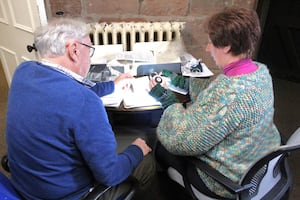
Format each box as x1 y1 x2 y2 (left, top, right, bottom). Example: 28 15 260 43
40 59 96 88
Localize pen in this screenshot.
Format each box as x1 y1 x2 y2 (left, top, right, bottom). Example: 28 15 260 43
130 83 134 93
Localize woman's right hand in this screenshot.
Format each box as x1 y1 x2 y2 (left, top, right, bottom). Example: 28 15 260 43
148 73 168 90
149 78 158 90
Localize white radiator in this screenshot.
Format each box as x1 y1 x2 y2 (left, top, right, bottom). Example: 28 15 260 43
87 22 185 51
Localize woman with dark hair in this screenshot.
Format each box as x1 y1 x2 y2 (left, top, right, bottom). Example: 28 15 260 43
149 7 281 199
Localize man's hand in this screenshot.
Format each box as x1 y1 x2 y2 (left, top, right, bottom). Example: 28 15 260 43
113 73 134 91
132 138 152 156
113 73 133 85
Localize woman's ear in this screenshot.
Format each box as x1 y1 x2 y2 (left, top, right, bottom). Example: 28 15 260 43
223 46 231 54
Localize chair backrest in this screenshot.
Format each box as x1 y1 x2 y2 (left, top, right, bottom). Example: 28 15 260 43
286 127 300 146
166 127 300 200
238 127 300 200
239 154 292 200
0 172 21 200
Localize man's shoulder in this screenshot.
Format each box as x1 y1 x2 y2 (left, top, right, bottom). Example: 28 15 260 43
15 61 38 72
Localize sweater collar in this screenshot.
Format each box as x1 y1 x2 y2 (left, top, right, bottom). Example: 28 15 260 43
223 59 257 76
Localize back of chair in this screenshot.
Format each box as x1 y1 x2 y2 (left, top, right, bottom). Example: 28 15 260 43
286 127 300 146
239 154 292 200
239 127 300 200
165 127 300 200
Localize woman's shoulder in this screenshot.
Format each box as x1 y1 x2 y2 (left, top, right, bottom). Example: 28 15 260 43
254 62 269 73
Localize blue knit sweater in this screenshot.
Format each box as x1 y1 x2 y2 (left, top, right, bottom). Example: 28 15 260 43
6 61 143 199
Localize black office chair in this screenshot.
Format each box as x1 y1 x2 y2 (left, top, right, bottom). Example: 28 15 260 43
164 127 300 200
0 155 138 200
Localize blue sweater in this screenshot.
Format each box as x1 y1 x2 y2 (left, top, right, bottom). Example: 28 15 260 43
6 61 143 199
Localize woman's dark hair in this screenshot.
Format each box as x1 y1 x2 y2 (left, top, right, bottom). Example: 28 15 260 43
204 7 261 57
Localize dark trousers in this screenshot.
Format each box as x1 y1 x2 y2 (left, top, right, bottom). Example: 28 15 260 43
155 141 224 199
94 154 157 200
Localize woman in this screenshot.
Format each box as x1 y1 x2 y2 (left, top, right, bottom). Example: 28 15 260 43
149 7 281 199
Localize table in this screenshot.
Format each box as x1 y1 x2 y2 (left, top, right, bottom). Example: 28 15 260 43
105 92 190 127
106 104 163 127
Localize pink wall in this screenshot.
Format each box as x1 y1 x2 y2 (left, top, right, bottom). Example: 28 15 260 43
45 0 258 72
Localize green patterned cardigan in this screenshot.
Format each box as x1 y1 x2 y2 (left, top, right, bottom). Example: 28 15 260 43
156 63 281 198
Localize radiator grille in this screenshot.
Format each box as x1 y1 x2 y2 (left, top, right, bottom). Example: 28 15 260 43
88 22 185 51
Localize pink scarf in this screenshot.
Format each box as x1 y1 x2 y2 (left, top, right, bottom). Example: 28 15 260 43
223 59 257 76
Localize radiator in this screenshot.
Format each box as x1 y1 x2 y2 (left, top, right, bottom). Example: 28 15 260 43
87 22 185 51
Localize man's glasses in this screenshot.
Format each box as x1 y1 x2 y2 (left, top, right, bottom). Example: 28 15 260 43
77 42 95 57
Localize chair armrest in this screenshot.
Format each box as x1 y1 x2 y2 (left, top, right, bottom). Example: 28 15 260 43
1 155 9 172
188 158 252 193
83 176 139 200
83 184 112 200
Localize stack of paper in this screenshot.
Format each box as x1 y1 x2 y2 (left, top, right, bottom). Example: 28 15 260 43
181 62 214 77
122 76 161 109
100 77 161 108
100 86 126 108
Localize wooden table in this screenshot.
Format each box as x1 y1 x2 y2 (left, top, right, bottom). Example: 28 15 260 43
105 92 190 127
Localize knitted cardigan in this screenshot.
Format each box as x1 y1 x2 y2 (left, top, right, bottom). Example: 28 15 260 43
156 62 281 198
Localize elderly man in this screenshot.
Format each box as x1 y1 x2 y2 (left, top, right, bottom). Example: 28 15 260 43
6 18 155 199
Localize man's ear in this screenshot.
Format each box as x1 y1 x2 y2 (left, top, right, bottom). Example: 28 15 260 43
66 42 80 62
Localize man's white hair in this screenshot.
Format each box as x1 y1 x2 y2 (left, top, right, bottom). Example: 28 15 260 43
34 18 88 57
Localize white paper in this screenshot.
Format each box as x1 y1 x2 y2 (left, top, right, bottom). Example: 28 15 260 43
100 79 130 107
133 41 183 63
123 76 161 108
100 77 161 108
91 44 123 64
100 87 125 108
181 63 214 77
115 50 155 62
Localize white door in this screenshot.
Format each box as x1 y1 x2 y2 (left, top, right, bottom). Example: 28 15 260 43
0 0 47 86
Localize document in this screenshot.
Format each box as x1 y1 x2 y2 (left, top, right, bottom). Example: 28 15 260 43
115 50 155 62
100 74 193 108
100 82 127 108
181 63 214 77
100 76 161 108
122 76 161 109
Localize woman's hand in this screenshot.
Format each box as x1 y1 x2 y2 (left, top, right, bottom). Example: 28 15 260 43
149 78 158 90
148 73 168 90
